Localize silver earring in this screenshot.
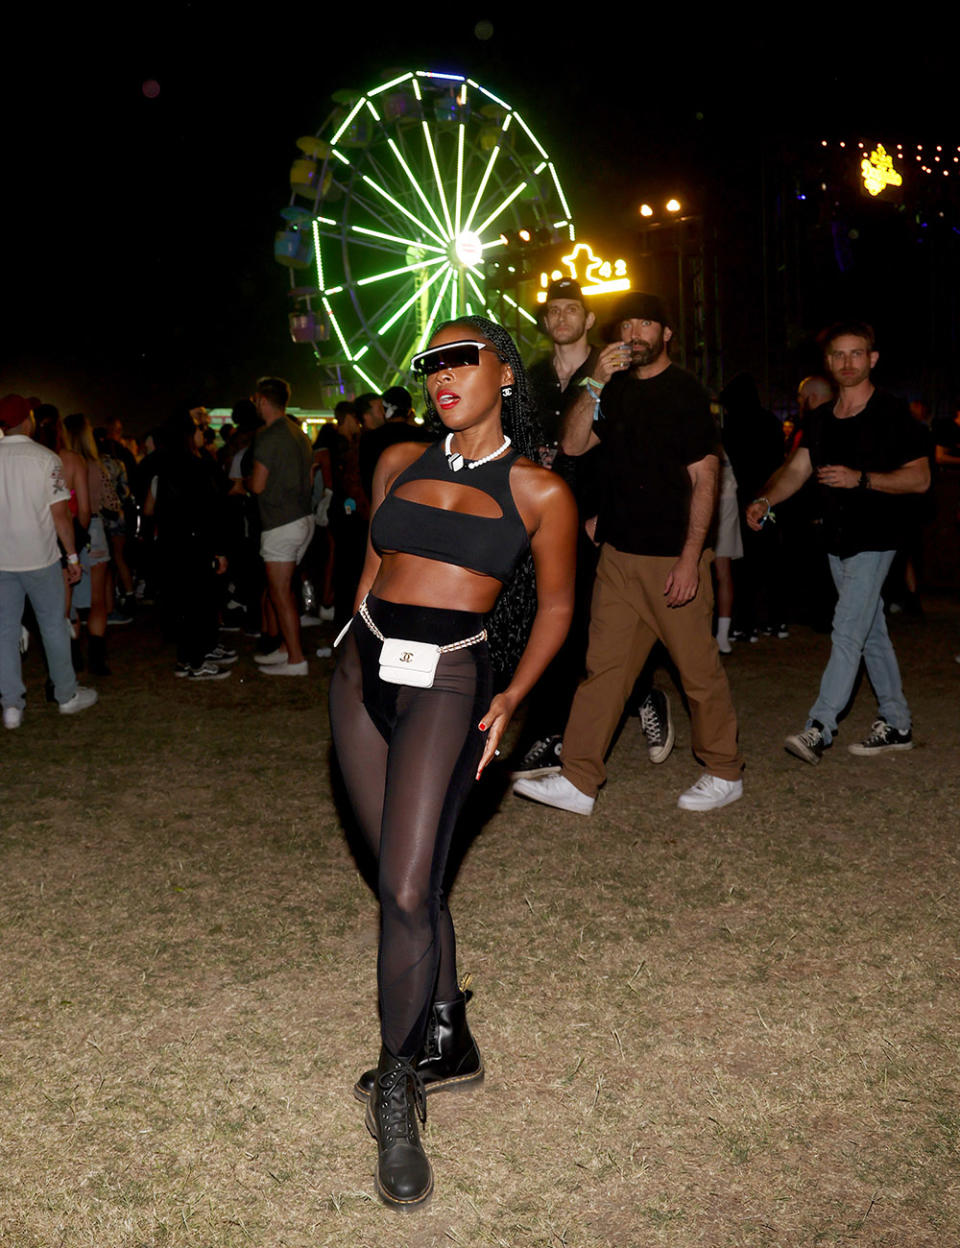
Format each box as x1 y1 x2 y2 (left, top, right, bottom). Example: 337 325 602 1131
501 384 513 398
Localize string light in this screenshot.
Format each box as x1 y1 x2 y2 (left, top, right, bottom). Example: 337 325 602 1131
818 138 960 183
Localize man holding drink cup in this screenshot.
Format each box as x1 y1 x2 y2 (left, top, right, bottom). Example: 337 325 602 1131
512 293 743 814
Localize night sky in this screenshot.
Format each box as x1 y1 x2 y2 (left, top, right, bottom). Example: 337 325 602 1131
4 13 953 427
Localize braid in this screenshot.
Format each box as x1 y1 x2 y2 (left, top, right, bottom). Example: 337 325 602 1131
419 317 543 682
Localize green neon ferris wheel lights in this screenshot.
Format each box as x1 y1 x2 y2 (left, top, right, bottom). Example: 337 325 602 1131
282 69 575 391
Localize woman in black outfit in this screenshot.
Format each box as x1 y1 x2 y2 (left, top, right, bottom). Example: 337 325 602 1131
329 317 577 1207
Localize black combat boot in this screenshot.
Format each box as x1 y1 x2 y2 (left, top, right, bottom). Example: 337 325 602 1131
365 1049 432 1208
354 991 483 1102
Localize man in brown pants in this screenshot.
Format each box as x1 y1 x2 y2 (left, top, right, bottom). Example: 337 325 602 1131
513 293 743 813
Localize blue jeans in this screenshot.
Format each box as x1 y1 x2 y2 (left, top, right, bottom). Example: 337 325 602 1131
807 549 910 744
0 563 77 710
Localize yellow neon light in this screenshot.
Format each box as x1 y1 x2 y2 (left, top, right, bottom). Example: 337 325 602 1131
861 144 903 196
537 241 631 300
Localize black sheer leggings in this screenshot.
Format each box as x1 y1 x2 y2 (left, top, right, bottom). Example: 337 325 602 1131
329 594 490 1059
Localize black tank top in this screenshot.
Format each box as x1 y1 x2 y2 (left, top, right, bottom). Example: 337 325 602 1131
370 440 530 583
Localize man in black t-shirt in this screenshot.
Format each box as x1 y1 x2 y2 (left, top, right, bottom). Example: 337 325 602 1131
747 321 930 763
514 293 743 814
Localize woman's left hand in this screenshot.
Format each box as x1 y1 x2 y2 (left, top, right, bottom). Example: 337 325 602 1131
476 693 517 779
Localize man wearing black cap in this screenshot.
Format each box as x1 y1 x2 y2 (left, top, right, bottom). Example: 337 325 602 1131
512 278 673 780
359 386 430 502
513 293 744 812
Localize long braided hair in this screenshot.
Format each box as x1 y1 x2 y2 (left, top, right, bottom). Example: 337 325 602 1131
419 316 544 680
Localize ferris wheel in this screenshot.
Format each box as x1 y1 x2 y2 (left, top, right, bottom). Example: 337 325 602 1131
275 69 575 397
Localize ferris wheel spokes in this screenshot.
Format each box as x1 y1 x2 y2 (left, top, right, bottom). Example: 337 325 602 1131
280 69 575 392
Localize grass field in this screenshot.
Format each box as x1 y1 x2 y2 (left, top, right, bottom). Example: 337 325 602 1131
2 600 959 1247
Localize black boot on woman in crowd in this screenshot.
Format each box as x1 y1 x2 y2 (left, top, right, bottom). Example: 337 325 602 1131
88 634 111 675
353 990 483 1102
365 1049 433 1208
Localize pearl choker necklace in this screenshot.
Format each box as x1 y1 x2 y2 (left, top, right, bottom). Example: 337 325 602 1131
444 432 511 473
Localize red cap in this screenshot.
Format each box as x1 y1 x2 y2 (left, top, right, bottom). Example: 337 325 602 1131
0 394 33 431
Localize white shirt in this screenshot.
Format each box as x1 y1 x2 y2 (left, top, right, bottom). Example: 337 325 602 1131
0 435 71 571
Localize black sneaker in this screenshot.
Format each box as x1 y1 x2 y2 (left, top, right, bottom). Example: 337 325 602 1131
848 719 913 756
785 721 828 765
639 689 675 764
187 662 232 681
205 644 238 666
510 735 562 779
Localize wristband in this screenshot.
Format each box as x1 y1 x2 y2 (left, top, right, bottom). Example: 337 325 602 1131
580 376 603 397
66 553 79 565
858 470 870 490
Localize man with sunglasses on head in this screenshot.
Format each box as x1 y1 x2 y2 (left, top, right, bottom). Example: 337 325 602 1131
527 277 598 466
513 292 744 813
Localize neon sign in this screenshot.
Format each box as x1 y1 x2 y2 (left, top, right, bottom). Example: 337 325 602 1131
537 241 630 301
861 144 903 197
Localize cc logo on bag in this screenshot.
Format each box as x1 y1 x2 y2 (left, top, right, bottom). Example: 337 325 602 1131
400 651 413 663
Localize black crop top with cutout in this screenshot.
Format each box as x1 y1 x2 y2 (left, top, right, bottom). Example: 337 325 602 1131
370 440 530 583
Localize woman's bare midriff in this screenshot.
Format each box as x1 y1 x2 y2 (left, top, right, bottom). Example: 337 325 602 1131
370 552 503 614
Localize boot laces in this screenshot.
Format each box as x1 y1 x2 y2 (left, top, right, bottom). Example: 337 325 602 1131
376 1060 427 1145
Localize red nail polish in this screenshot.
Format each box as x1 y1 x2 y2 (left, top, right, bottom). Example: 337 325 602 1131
478 722 486 731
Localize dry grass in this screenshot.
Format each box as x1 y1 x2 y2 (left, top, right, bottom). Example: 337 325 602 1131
2 600 960 1247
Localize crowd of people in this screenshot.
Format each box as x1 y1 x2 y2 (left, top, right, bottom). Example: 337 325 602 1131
0 379 438 711
1 286 951 1210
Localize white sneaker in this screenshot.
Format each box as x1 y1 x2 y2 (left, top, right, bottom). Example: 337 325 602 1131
677 773 743 811
315 646 333 658
59 687 99 715
254 648 288 665
513 773 595 815
3 706 23 729
318 605 335 622
262 659 308 677
299 613 323 628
